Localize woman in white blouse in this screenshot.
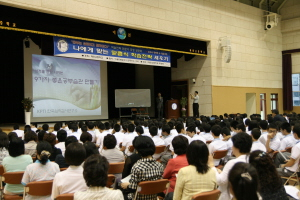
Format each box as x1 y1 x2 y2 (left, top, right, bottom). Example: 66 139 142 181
0 132 9 164
74 154 123 200
21 141 60 200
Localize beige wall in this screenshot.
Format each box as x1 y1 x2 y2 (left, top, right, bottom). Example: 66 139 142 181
212 86 283 116
281 0 300 114
292 53 300 74
282 0 300 51
1 0 288 116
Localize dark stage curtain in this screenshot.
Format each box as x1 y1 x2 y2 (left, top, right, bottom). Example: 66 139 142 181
107 62 136 119
0 30 25 123
282 54 292 111
153 66 171 118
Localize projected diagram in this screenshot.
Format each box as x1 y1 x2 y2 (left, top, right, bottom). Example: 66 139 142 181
32 55 101 117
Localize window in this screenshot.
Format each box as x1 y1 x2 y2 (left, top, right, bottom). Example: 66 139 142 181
270 93 278 110
293 92 300 97
294 100 300 106
292 74 300 106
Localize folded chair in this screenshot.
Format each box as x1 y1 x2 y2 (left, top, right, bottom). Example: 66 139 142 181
23 180 53 199
133 179 169 200
2 171 24 200
192 189 221 200
55 193 74 200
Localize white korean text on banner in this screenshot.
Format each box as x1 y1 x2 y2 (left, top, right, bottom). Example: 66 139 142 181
54 37 171 67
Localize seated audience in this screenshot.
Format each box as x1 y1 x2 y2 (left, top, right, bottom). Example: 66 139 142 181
120 124 138 156
74 154 123 199
38 130 46 142
83 141 99 158
278 122 296 151
21 141 60 200
100 134 124 163
136 125 151 137
24 125 32 134
186 125 206 143
221 127 233 162
69 123 81 140
121 136 164 200
112 124 125 146
43 133 62 161
86 122 96 142
162 124 174 147
161 123 191 167
12 124 24 139
30 123 38 133
230 121 239 136
208 125 228 166
0 132 9 164
200 123 214 141
96 122 112 148
228 162 260 200
42 124 49 132
2 138 33 195
173 140 217 200
258 120 269 145
52 123 61 136
55 136 78 168
163 136 189 193
55 130 67 156
264 123 281 156
51 142 88 199
236 123 246 133
250 150 289 200
276 125 300 181
24 131 37 157
217 132 252 200
250 128 266 152
8 132 18 142
122 137 142 179
150 126 165 160
80 131 93 143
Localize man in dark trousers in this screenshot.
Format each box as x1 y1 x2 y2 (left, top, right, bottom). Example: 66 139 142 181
156 93 163 119
190 91 199 118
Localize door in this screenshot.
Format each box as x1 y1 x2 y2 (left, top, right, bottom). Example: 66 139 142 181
246 93 256 117
260 93 266 120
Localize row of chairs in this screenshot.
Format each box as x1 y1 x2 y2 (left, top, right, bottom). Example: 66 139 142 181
270 147 300 186
0 162 125 200
0 160 221 200
54 182 220 200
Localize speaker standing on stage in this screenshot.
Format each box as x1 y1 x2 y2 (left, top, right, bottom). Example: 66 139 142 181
190 91 199 118
156 93 163 119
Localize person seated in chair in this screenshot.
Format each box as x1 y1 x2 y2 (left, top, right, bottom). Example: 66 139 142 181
74 154 123 199
121 136 164 200
100 134 124 163
208 125 228 166
2 138 33 195
51 142 88 199
22 141 60 200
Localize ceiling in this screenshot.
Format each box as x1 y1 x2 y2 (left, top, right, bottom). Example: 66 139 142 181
234 0 287 13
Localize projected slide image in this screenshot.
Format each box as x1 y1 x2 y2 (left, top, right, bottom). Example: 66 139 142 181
32 55 101 117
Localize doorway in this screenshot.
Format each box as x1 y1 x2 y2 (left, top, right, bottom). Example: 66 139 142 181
246 93 256 117
171 80 189 117
260 93 266 120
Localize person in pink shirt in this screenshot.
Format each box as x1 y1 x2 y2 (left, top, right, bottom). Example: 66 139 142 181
163 135 189 193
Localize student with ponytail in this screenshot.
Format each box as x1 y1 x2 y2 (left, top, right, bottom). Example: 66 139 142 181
21 141 60 200
228 162 260 200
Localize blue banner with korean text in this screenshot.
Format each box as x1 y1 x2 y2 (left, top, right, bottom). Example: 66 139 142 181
53 37 171 67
